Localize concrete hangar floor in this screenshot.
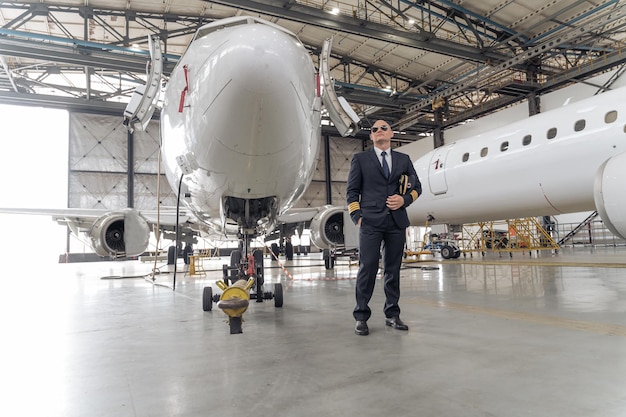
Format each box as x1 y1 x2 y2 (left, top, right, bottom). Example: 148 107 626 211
1 246 625 417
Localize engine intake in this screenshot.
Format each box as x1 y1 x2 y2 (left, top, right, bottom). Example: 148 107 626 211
593 152 626 240
309 205 358 250
89 209 150 258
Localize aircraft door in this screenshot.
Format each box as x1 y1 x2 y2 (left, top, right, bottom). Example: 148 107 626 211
320 37 360 136
428 146 451 195
123 35 163 132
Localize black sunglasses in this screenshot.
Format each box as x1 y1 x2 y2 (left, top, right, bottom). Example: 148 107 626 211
371 125 389 133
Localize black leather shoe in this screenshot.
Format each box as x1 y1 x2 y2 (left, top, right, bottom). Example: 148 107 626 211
385 316 408 331
355 320 369 335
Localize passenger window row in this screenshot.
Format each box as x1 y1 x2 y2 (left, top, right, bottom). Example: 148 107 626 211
461 110 619 162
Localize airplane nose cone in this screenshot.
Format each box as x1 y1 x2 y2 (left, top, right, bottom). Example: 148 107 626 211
219 26 306 94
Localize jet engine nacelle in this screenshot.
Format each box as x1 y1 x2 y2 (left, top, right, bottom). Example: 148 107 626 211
89 209 151 258
593 151 626 240
309 205 358 250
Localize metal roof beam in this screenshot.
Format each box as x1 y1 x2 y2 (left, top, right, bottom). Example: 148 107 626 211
202 0 511 64
0 90 127 115
0 30 178 74
397 3 626 130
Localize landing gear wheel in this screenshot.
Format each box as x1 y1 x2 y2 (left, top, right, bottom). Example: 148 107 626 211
229 317 243 334
274 283 283 307
167 246 176 265
202 286 213 311
253 249 264 277
285 242 293 260
270 243 279 260
323 249 334 269
229 250 243 283
253 249 264 302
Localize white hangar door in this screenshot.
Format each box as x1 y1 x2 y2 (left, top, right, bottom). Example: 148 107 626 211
68 113 176 252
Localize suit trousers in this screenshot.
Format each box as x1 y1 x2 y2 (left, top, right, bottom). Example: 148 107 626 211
353 214 406 321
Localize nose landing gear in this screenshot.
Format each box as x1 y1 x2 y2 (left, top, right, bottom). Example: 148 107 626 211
202 246 283 334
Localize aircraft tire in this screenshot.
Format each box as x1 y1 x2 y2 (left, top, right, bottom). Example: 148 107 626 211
285 242 293 260
274 283 283 307
253 249 264 290
230 250 242 279
441 245 453 259
202 286 213 311
324 254 334 269
167 246 176 265
271 243 279 260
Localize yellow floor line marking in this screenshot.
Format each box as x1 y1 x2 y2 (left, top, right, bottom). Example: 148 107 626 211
404 259 626 268
410 297 626 337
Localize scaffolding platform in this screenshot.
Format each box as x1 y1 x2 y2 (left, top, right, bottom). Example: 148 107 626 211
461 218 559 257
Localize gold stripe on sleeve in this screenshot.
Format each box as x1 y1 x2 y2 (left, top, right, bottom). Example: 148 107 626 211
348 202 360 213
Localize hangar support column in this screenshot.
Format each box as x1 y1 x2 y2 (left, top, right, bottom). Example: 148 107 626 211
127 129 134 208
324 134 332 204
527 59 540 116
433 104 446 148
527 92 540 116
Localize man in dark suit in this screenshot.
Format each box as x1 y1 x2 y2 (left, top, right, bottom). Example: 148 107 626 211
346 120 421 336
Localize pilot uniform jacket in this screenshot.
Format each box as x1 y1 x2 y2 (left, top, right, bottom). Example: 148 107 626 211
346 148 421 229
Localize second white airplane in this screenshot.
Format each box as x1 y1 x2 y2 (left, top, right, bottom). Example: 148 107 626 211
406 85 626 240
311 83 626 267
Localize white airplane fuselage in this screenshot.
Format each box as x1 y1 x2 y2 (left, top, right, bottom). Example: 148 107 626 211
405 86 626 238
160 17 321 236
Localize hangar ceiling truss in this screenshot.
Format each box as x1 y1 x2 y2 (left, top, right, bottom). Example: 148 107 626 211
0 0 625 137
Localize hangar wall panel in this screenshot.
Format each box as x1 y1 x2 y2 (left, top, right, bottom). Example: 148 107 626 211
69 113 128 172
133 125 161 174
299 135 362 208
134 173 177 209
69 114 175 212
69 113 128 209
68 172 128 209
133 121 176 208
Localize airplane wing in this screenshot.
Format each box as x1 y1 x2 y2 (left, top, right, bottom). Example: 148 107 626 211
0 207 192 228
0 206 198 258
277 207 322 224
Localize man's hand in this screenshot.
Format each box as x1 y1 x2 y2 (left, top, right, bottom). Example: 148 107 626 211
386 194 404 211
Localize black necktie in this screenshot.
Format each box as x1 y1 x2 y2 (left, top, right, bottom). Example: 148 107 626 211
381 151 390 179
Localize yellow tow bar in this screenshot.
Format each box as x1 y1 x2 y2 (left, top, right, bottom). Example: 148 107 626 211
216 278 255 334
